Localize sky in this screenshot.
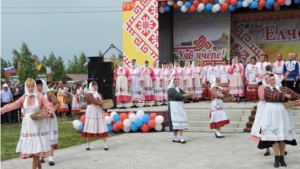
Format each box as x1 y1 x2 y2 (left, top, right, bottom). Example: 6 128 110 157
1 0 126 64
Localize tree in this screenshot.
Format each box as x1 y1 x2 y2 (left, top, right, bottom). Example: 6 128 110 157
12 49 21 70
1 58 9 77
17 42 38 84
98 50 103 57
54 56 66 81
78 52 87 74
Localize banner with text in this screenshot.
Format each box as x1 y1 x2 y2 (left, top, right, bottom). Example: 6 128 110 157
174 11 231 65
231 10 300 65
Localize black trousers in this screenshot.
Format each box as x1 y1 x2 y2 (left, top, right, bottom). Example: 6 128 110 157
285 81 296 92
296 80 300 93
11 108 21 122
1 102 12 124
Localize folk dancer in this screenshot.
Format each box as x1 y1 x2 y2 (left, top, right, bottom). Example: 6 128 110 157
161 62 171 106
130 59 144 108
183 61 194 103
142 60 156 107
273 53 285 86
228 56 245 102
152 61 163 106
199 60 208 100
71 83 82 118
57 81 69 120
219 58 230 92
245 57 257 100
191 60 202 102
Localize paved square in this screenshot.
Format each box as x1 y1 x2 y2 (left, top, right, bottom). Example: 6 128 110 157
1 132 299 169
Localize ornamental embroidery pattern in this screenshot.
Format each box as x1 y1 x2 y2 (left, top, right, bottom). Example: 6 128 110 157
271 128 279 135
261 129 267 135
21 131 49 137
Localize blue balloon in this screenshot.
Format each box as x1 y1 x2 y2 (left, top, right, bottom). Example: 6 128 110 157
185 2 192 8
107 124 113 133
130 123 138 132
237 1 242 8
205 3 213 11
250 2 258 8
229 5 236 11
142 114 150 123
189 0 194 3
113 114 120 122
134 119 143 127
214 0 219 3
295 0 300 4
267 0 274 6
78 124 83 132
164 5 170 12
265 4 273 9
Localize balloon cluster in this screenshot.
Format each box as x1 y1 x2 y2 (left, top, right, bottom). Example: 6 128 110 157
158 0 299 13
73 119 84 132
105 110 164 133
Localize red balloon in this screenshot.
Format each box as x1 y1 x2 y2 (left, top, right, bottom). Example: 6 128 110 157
80 115 85 124
231 0 237 5
148 120 156 128
150 113 157 120
182 0 187 3
113 124 119 132
222 3 229 11
190 5 197 12
193 0 200 6
226 0 231 4
257 6 263 10
273 2 280 8
173 3 178 9
259 0 266 7
161 1 166 6
120 113 128 121
202 0 208 5
104 112 109 117
188 8 193 13
278 0 285 5
141 124 149 133
115 121 124 130
208 0 214 3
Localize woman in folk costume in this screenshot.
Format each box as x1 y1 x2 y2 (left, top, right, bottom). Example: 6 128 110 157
129 59 144 108
218 58 230 92
245 57 257 100
161 61 171 105
79 83 87 109
191 60 203 102
113 60 132 109
209 78 230 138
142 60 156 107
174 60 185 90
183 61 194 103
167 78 188 144
82 81 109 151
168 61 178 81
152 61 163 106
228 56 245 102
258 74 300 168
199 60 208 100
57 81 69 120
36 80 60 166
71 83 82 117
207 59 219 84
0 78 55 169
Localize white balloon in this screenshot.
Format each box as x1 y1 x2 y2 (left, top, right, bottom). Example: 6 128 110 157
197 3 205 12
154 124 163 131
167 0 174 6
136 110 145 119
105 116 112 124
110 111 117 119
159 6 165 13
242 1 249 7
155 115 164 124
219 0 225 4
285 0 292 6
212 4 220 13
181 5 188 12
177 0 183 7
72 120 81 131
123 127 130 133
129 114 137 122
246 0 253 3
123 119 131 128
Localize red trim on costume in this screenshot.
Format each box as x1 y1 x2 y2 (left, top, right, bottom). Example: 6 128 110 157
59 108 69 112
144 95 155 101
116 96 132 102
251 136 260 142
210 120 230 129
51 144 58 149
81 132 108 138
72 109 81 113
20 152 48 159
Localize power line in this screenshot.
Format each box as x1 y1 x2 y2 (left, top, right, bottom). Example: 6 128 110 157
2 7 120 9
2 11 122 15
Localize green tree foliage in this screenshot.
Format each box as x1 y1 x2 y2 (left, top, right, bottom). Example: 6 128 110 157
17 42 38 84
55 56 66 81
12 49 21 70
78 52 87 74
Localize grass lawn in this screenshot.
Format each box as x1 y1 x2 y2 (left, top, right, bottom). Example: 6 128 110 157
1 119 118 161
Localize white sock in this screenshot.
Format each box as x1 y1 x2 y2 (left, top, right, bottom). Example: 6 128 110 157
86 142 90 148
103 143 108 148
49 156 54 162
216 131 221 136
173 136 178 140
180 136 184 141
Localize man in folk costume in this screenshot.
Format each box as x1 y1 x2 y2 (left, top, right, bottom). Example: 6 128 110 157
36 80 60 166
56 81 69 120
254 54 271 86
174 60 185 90
273 53 285 86
292 53 300 93
152 61 163 106
129 59 144 108
142 60 156 107
283 53 299 92
258 74 300 168
161 61 170 105
113 60 132 109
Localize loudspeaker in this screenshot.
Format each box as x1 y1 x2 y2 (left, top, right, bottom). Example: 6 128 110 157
98 62 114 85
88 57 104 81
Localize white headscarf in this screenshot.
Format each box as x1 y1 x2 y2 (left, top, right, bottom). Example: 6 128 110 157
88 81 100 99
168 78 180 93
24 78 38 96
210 78 223 90
269 74 281 91
174 61 180 69
167 63 173 70
118 60 125 73
153 61 159 69
262 74 269 87
184 61 191 68
40 80 50 93
191 60 198 68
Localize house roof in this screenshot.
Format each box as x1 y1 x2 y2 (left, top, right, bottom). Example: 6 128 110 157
66 74 88 81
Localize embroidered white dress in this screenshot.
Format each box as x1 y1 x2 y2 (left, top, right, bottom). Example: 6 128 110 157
44 93 58 147
130 67 144 101
153 68 163 101
192 66 203 98
71 89 82 113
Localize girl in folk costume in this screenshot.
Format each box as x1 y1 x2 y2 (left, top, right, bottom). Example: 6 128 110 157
113 60 132 109
191 60 203 102
71 84 82 117
152 61 163 106
36 80 60 166
0 78 55 169
57 81 69 120
209 78 230 138
207 59 219 84
129 59 144 108
174 60 185 90
183 61 194 103
167 78 188 144
142 60 156 107
79 83 87 109
161 61 171 105
82 81 109 151
245 57 257 100
218 58 230 92
258 74 300 168
199 60 208 100
228 56 245 102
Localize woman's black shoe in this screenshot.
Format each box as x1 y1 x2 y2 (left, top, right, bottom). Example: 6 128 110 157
104 148 109 151
40 158 45 163
130 105 135 108
49 161 55 166
147 105 150 107
279 156 287 167
86 148 90 151
172 139 180 143
215 133 225 138
274 156 280 168
181 140 186 144
264 152 270 156
284 151 287 156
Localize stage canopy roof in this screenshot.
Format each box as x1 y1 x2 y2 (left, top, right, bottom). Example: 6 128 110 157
66 74 88 81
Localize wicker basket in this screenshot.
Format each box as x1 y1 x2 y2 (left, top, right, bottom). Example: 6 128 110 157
183 93 193 100
64 96 72 104
283 101 297 108
30 110 48 120
222 94 233 102
101 99 114 109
